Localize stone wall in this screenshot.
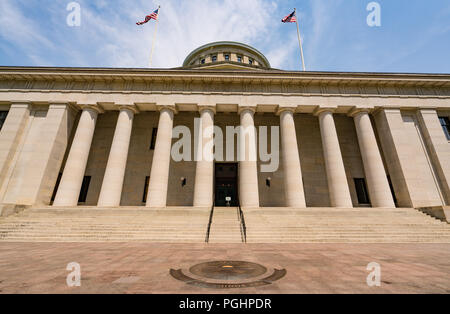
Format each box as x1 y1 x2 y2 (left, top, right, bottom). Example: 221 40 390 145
75 111 369 207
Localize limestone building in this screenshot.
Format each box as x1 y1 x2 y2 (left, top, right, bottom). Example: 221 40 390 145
0 41 450 215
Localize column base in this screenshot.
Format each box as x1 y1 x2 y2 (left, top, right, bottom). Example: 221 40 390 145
0 203 29 217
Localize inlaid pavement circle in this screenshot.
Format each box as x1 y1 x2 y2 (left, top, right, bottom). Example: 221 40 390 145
170 260 286 289
0 243 450 294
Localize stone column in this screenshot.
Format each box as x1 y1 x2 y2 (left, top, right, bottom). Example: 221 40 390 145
350 108 395 208
278 108 306 208
53 106 102 207
146 107 176 208
238 107 259 208
315 108 353 208
0 103 30 195
193 107 215 207
98 106 138 207
417 109 450 205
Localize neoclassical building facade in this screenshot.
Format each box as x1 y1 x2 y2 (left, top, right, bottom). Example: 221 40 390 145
0 42 449 215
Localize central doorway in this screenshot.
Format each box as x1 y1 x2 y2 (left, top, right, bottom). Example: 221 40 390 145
215 163 238 207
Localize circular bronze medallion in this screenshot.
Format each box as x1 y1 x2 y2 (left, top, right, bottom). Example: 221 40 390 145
189 261 267 280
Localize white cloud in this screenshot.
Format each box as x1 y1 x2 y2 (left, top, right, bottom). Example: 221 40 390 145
0 1 56 57
0 0 304 69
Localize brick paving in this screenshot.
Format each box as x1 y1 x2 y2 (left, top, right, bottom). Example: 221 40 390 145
0 242 449 294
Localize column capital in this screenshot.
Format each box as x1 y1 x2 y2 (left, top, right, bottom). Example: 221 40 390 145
48 102 70 110
417 107 438 114
371 107 401 117
276 106 297 116
156 104 178 114
238 105 257 115
9 101 31 109
198 105 216 115
348 106 373 118
117 104 139 114
313 106 337 116
48 101 69 105
80 104 105 114
9 100 31 104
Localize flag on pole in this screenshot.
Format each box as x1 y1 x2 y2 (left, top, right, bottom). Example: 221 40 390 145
282 9 306 71
282 10 297 23
136 8 159 25
137 5 161 68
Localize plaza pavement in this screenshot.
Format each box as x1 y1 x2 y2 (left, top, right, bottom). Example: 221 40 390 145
0 243 449 294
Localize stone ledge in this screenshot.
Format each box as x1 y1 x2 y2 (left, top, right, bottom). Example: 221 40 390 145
0 204 30 217
418 206 450 224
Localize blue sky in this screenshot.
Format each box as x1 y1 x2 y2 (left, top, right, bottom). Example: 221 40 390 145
0 0 449 73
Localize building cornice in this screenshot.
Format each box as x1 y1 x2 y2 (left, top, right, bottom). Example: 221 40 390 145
0 67 449 113
0 66 449 86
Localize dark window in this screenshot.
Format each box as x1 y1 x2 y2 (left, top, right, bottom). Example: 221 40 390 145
0 111 8 131
354 178 370 205
78 176 91 203
439 117 450 140
201 59 205 64
211 55 217 62
249 59 253 65
387 175 398 206
150 128 158 150
142 176 150 203
51 173 63 203
237 56 242 62
224 54 230 61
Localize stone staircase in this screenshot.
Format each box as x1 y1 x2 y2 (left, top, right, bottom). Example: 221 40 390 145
207 207 243 243
244 207 450 243
0 207 210 243
0 206 449 243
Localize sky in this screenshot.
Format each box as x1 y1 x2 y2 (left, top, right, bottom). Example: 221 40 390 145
0 0 449 73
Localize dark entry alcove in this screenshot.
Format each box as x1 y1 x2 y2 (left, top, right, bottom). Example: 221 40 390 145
214 163 238 206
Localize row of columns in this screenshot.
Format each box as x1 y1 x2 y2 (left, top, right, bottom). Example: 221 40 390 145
52 105 395 208
313 107 395 208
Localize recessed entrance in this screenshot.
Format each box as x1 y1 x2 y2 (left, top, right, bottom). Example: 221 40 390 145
215 163 238 206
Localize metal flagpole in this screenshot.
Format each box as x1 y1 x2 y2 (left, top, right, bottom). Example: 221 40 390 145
149 5 161 68
294 8 306 71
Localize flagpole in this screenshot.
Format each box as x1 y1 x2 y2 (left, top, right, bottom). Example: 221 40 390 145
294 8 306 71
149 5 160 68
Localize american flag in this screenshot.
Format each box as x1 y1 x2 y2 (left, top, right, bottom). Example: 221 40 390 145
136 8 159 25
282 10 297 23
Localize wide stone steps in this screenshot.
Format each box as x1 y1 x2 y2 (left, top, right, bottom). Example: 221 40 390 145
207 207 243 243
1 206 449 243
0 207 210 243
243 207 450 243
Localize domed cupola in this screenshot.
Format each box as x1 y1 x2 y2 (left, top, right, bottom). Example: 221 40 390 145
182 41 271 70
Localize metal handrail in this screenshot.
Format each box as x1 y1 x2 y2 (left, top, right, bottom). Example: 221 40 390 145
236 191 247 243
205 199 215 243
238 205 247 243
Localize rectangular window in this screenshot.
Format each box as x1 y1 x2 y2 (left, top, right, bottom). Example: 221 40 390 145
237 56 242 62
142 176 150 203
439 117 450 140
354 178 370 205
150 128 158 150
0 111 8 131
51 173 63 203
387 175 398 206
78 176 91 203
249 59 253 65
201 58 205 64
224 54 230 61
211 55 217 62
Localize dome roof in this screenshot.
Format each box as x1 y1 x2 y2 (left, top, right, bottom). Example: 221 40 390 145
182 41 271 70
